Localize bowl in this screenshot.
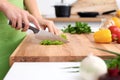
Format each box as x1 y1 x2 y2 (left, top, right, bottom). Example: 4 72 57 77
77 12 99 17
54 5 71 17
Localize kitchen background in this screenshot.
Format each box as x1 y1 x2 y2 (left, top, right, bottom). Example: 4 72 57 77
33 0 120 33
37 0 120 16
37 0 77 16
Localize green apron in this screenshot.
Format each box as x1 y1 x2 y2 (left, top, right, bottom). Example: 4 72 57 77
0 0 26 79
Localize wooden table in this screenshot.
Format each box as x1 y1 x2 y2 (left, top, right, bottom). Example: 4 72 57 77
4 62 80 80
10 33 120 65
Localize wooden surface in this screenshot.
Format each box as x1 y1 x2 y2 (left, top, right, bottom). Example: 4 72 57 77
45 15 114 22
71 0 118 15
10 33 120 65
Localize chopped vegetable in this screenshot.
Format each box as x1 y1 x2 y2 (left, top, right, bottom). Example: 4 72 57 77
62 22 92 34
40 40 64 45
94 29 112 43
60 34 67 40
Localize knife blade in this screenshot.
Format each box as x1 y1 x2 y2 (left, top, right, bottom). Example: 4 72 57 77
9 21 68 43
35 30 68 43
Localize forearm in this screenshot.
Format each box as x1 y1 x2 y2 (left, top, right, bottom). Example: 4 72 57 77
0 0 7 11
24 0 43 19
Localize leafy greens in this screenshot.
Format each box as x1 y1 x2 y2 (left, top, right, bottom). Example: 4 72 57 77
62 22 92 34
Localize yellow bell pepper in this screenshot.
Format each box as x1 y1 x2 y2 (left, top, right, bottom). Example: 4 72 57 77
116 10 120 17
94 29 112 43
112 17 120 28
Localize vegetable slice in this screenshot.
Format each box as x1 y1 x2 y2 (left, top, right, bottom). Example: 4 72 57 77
40 40 64 45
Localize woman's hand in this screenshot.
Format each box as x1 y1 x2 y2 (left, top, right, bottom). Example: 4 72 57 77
0 1 40 31
24 0 62 35
37 18 62 35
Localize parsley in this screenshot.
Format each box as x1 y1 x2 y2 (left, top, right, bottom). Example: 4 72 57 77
105 56 120 69
62 22 92 34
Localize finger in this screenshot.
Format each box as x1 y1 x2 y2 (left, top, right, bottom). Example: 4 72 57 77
53 25 59 35
43 25 47 30
16 16 22 30
46 22 54 34
52 27 58 35
11 17 17 28
51 23 60 35
48 26 54 34
40 25 45 30
55 28 62 35
28 15 40 29
22 16 29 32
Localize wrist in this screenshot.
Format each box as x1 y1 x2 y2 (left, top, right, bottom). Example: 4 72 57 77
33 14 43 21
34 14 43 18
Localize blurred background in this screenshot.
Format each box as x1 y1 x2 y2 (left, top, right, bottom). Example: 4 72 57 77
37 0 120 16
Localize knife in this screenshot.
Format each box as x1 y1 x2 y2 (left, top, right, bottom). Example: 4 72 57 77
9 21 68 43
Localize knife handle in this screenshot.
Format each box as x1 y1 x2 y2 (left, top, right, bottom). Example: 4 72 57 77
9 21 39 33
29 26 39 33
102 10 116 15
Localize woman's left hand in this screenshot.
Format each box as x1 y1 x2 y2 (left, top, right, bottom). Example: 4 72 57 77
37 18 62 35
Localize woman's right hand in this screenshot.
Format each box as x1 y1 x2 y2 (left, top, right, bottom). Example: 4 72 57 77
0 1 40 31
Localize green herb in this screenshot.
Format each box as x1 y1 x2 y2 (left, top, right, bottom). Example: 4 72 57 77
105 57 120 69
62 22 92 34
40 40 64 45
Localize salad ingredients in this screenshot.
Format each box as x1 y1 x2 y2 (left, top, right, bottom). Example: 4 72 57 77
60 34 67 40
40 40 63 45
108 26 120 43
80 54 107 80
62 22 92 34
108 26 120 34
108 67 119 77
116 10 120 17
40 33 67 45
112 17 120 28
94 29 112 43
112 34 118 41
117 36 120 44
94 48 120 77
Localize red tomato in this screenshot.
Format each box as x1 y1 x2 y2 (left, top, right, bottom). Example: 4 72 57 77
109 26 120 34
117 33 120 43
117 39 120 43
109 26 120 43
112 34 118 41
